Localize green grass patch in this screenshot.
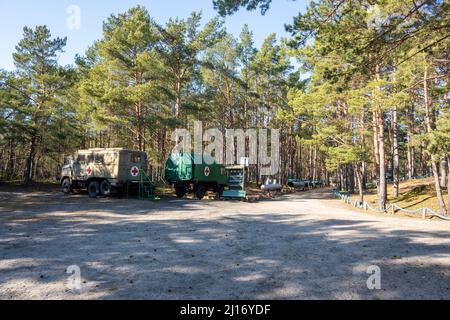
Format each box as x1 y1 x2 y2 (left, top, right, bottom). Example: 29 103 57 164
364 178 448 212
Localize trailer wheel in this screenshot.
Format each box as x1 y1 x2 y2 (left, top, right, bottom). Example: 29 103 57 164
100 180 111 197
61 178 72 195
88 181 100 198
175 185 186 198
195 185 206 200
217 185 224 198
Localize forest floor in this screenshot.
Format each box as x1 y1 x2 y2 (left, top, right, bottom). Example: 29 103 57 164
0 187 449 300
364 178 448 213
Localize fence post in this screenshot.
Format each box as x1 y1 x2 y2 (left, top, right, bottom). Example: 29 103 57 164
391 205 395 215
422 208 427 220
364 202 368 211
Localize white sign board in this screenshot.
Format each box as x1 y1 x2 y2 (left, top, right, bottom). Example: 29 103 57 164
239 157 249 167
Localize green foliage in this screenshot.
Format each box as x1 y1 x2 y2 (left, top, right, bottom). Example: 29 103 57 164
1 26 75 181
155 11 225 119
213 0 274 16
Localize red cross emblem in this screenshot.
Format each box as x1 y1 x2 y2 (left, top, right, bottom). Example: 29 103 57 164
86 166 92 175
204 166 210 177
131 166 140 177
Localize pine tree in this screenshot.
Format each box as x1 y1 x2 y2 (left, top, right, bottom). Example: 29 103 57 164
5 26 71 183
155 12 225 119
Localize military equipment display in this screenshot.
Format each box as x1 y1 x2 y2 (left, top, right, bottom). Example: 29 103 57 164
60 148 148 198
261 178 282 192
311 180 325 188
165 153 228 200
288 179 311 191
222 165 247 200
288 179 325 190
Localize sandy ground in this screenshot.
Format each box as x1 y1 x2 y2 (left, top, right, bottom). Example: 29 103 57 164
0 187 449 300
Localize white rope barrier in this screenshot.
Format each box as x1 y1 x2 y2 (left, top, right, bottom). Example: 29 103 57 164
332 190 450 221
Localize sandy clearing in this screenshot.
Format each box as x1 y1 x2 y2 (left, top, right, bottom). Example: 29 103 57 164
0 188 449 300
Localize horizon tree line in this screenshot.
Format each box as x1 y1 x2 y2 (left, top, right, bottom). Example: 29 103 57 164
0 1 449 214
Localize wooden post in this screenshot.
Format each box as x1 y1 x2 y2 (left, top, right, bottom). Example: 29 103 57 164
422 208 427 220
391 205 395 215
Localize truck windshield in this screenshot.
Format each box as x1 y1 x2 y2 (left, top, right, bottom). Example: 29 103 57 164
76 155 85 165
64 157 73 165
131 154 141 163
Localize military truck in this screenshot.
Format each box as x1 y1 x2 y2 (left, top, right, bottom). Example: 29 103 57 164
61 148 148 198
165 153 228 199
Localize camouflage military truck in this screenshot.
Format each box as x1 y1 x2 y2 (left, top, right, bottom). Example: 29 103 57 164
61 148 148 198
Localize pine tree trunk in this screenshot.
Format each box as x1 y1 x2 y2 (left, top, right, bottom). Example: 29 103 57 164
372 110 380 195
378 109 387 210
439 158 447 187
348 163 355 194
375 65 387 210
447 156 450 214
423 65 447 214
340 166 345 191
392 107 399 198
7 139 15 180
356 162 364 203
308 146 313 180
406 106 413 179
175 76 182 119
24 133 37 185
312 146 317 181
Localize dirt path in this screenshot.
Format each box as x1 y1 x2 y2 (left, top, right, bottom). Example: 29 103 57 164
0 188 449 300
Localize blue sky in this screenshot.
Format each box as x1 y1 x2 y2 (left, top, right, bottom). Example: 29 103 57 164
0 0 307 70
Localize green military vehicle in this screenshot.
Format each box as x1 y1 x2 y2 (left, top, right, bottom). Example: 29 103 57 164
165 153 228 199
61 148 148 198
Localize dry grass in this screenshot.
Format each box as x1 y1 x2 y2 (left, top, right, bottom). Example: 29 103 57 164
364 178 448 212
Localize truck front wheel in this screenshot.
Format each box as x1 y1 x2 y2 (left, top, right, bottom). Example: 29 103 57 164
88 181 100 198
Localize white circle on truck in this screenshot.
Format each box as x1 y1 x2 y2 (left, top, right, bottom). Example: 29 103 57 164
204 166 210 177
130 166 140 177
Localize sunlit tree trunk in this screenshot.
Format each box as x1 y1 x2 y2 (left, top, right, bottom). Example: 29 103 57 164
447 156 450 214
375 64 387 210
392 106 399 198
423 63 447 214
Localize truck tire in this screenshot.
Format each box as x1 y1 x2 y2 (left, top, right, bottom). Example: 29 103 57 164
175 185 186 198
88 181 100 198
100 180 111 197
195 185 206 200
61 178 72 195
217 185 224 198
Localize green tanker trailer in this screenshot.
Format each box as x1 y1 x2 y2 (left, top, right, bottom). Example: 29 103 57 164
165 153 228 199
